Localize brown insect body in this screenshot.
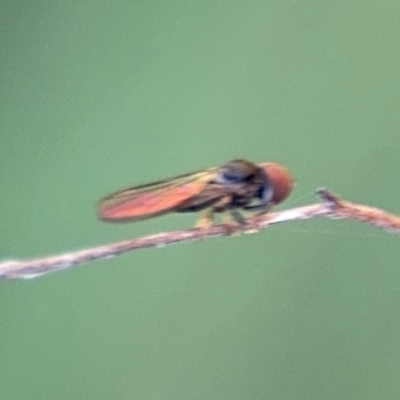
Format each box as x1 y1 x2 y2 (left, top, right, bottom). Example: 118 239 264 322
98 159 293 225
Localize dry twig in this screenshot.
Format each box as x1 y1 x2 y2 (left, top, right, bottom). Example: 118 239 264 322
1 189 399 280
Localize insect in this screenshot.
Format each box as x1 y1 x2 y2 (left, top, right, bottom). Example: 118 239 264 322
97 159 293 228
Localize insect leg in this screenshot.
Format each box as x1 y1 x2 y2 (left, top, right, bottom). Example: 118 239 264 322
228 210 246 225
194 209 214 229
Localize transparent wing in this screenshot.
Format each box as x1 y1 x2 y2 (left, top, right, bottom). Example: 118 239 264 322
98 170 215 222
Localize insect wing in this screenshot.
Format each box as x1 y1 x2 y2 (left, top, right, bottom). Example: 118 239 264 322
98 171 212 222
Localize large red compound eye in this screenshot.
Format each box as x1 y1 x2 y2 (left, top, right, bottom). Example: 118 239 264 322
259 162 293 205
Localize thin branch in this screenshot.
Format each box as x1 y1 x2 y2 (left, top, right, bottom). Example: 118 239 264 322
1 188 399 280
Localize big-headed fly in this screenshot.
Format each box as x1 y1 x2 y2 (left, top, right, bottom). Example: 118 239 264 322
98 159 293 227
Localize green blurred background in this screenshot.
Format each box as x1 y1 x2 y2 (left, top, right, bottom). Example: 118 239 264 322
1 1 400 399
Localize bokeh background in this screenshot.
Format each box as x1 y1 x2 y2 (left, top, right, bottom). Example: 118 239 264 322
2 1 400 399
